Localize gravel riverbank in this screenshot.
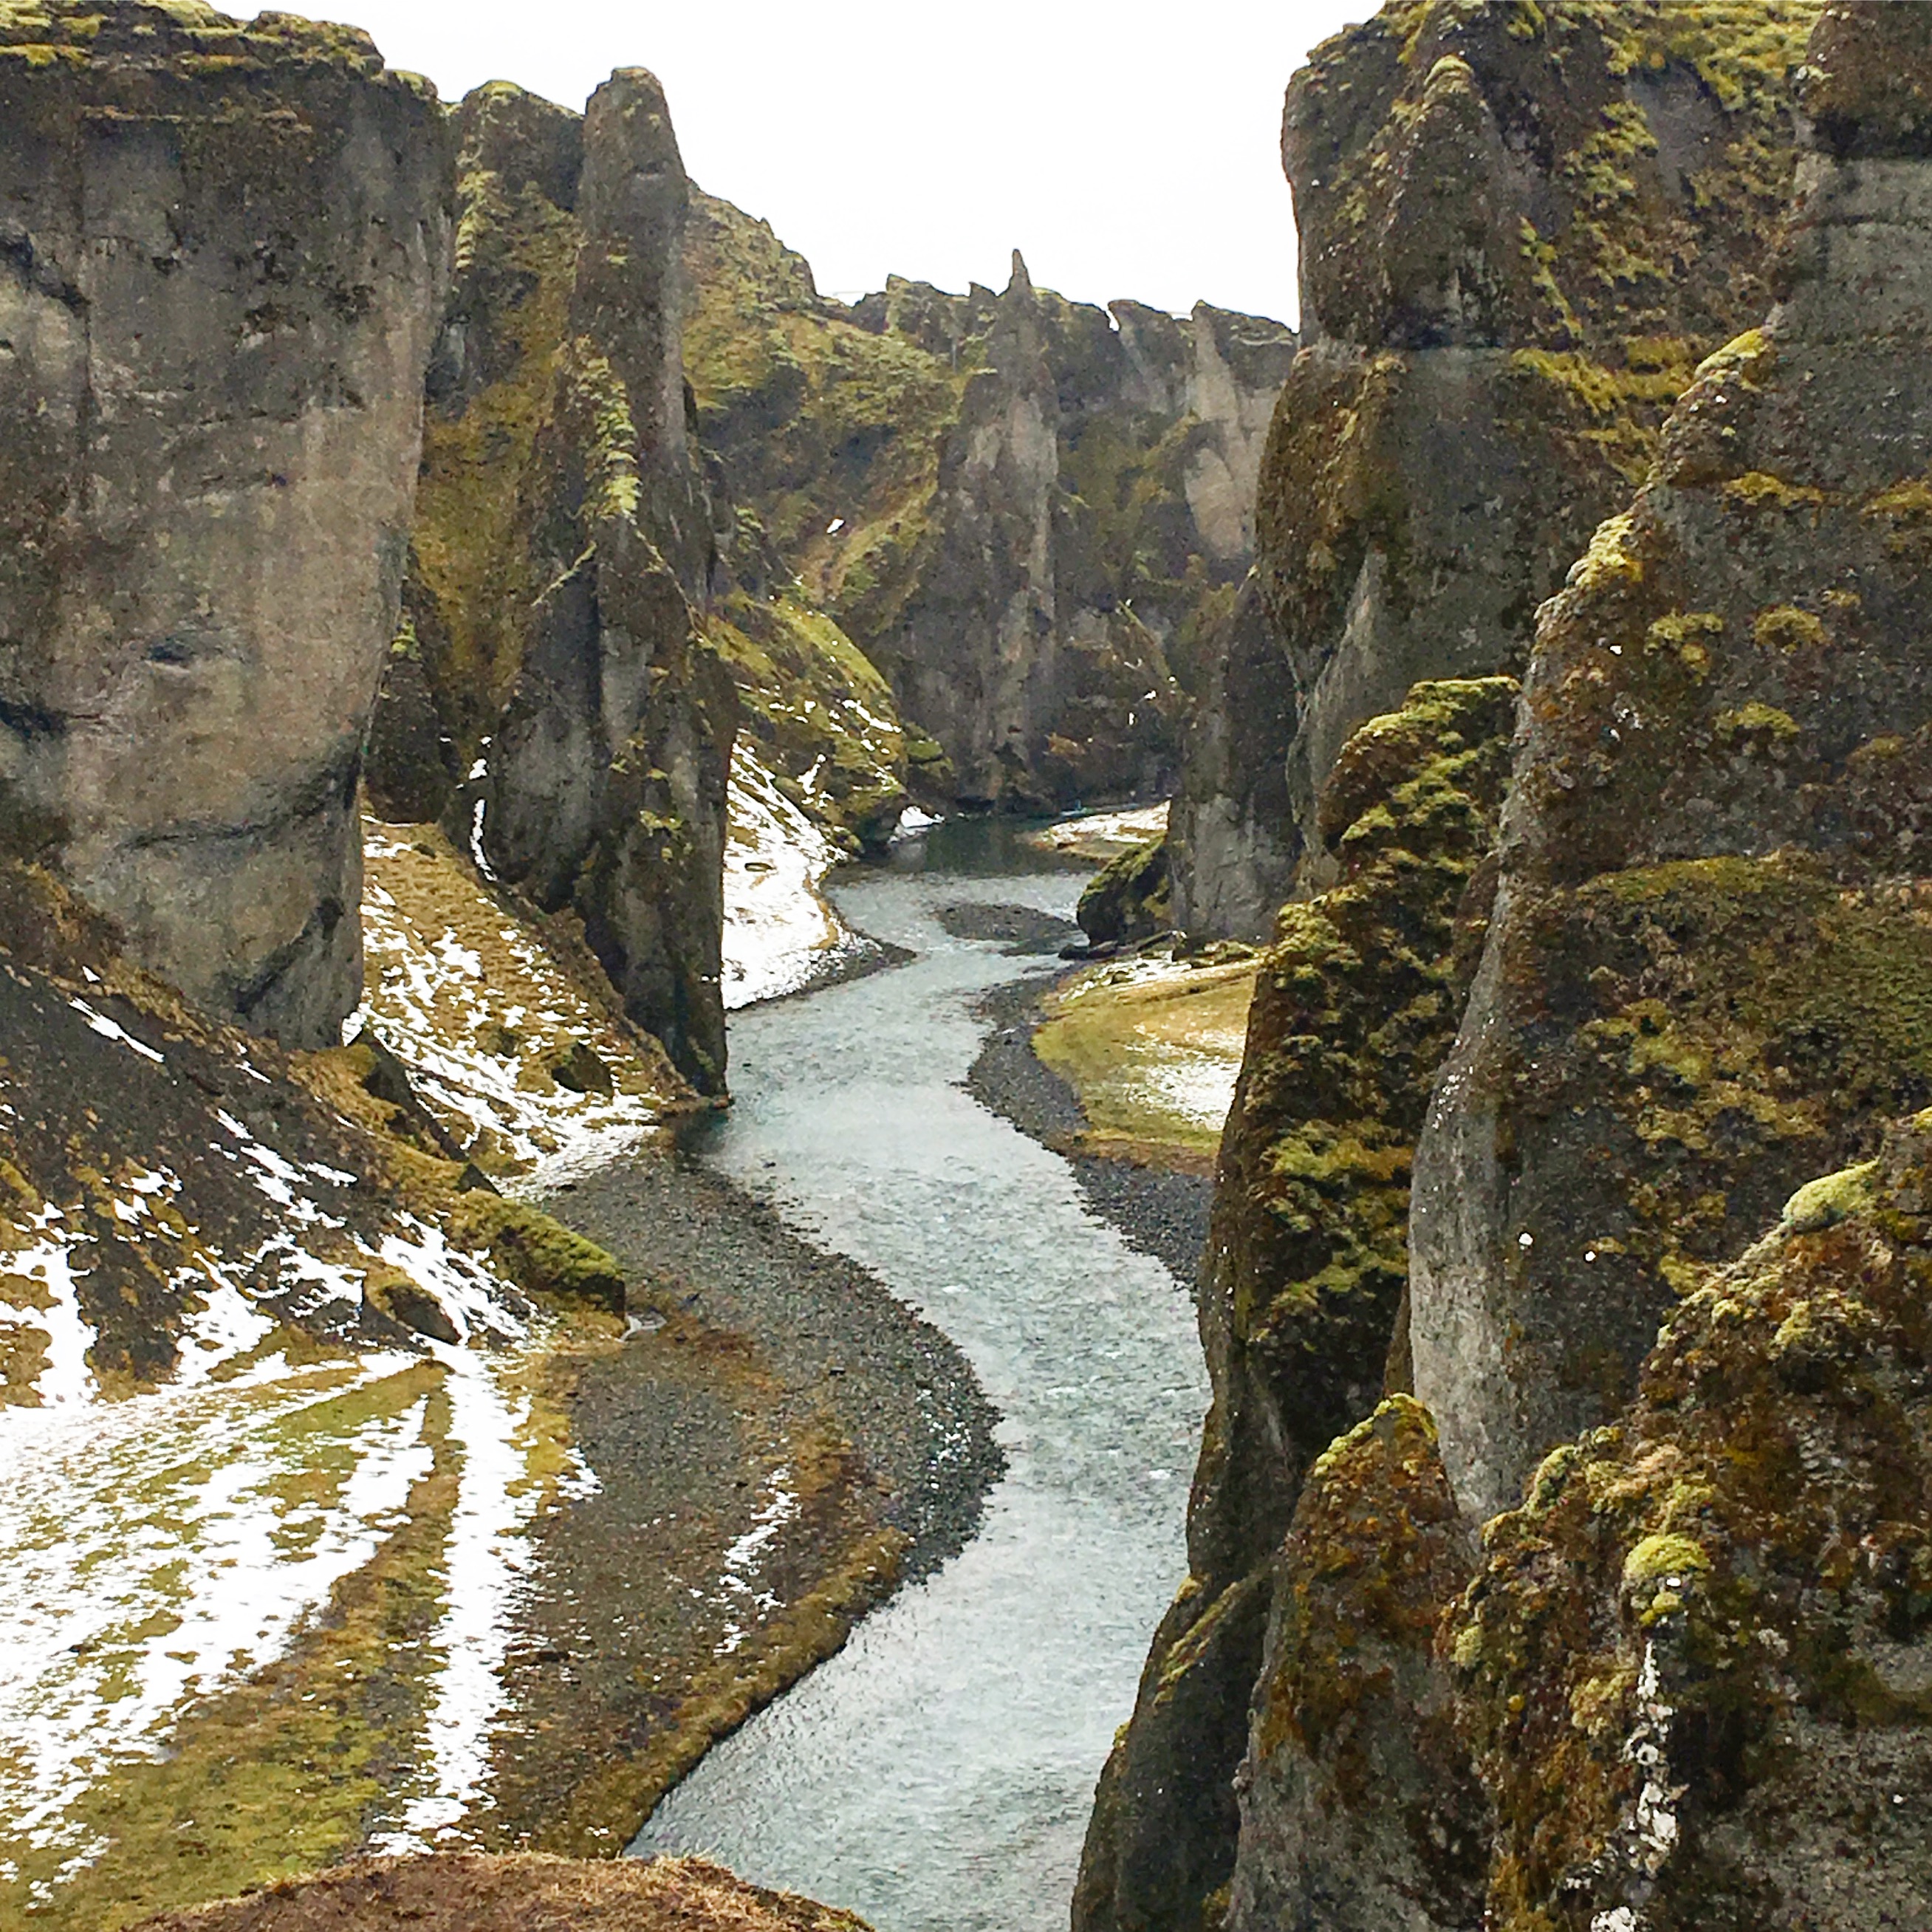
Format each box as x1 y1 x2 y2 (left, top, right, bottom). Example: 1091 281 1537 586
965 968 1215 1289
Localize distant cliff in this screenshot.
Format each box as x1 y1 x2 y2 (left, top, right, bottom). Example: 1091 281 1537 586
0 0 451 1046
1172 0 1817 940
683 196 1296 812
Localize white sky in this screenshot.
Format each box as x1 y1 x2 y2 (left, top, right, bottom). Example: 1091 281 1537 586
320 1 1374 326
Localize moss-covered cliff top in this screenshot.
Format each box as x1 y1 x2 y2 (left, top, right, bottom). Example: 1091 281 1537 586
1286 0 1817 352
0 0 433 95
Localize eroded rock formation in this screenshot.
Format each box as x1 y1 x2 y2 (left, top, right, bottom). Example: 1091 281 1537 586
683 199 1296 811
381 75 735 1092
1411 0 1932 1520
1075 676 1516 1932
1176 0 1815 939
1095 10 1932 1931
0 0 451 1046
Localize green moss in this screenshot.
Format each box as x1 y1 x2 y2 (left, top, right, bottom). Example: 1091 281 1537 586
452 1194 627 1311
1211 676 1518 1478
1724 470 1828 510
1781 1157 1879 1232
411 130 583 761
1453 1111 1932 1924
706 589 911 848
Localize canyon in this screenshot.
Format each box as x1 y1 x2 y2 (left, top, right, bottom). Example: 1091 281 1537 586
3 1 1931 1930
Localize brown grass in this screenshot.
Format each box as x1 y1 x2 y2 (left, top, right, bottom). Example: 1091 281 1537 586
131 1853 871 1931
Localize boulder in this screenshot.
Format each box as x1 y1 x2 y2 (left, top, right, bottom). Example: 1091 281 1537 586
0 0 452 1046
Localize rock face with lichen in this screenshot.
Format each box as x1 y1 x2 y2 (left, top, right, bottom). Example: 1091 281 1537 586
376 75 735 1093
1228 1395 1487 1932
1075 676 1515 1932
1411 0 1932 1523
0 0 451 1047
1451 1111 1932 1928
683 198 1296 811
1175 0 1815 939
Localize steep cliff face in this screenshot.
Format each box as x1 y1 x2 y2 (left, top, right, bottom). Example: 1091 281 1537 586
682 198 1296 811
1411 0 1932 1521
0 0 451 1046
1075 677 1515 1932
380 76 735 1092
1176 0 1815 940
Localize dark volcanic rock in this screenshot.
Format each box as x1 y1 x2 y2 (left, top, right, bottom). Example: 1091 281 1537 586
1173 0 1813 940
1411 0 1932 1521
0 0 452 1046
1452 1112 1932 1929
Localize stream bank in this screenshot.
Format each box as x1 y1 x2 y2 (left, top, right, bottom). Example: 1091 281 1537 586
629 829 1210 1932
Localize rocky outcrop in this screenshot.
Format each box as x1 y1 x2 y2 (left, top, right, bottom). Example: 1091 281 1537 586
1075 834 1171 947
1411 0 1932 1521
1453 1114 1932 1929
683 197 1296 811
1075 677 1515 1932
0 0 451 1046
1228 1397 1487 1932
1175 0 1814 940
385 76 735 1092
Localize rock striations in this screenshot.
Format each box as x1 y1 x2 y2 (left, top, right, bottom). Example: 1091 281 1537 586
1176 0 1816 940
1091 6 1932 1932
0 0 451 1046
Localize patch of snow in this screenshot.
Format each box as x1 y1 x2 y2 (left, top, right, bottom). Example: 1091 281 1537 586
64 998 164 1066
722 743 869 1010
0 1210 94 1406
711 1466 801 1656
357 828 665 1179
1137 1049 1240 1133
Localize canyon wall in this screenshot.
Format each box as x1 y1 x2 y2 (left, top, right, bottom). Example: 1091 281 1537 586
1087 6 1932 1930
375 74 735 1092
1174 0 1815 940
683 199 1296 812
1409 0 1932 1521
0 0 451 1046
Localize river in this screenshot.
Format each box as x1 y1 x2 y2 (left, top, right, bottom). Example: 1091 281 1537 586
629 823 1210 1932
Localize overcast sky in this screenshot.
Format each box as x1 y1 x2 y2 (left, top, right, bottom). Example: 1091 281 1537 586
325 1 1371 325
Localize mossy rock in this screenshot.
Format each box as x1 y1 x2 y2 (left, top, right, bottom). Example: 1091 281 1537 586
1451 1111 1932 1929
1076 834 1172 945
452 1194 627 1312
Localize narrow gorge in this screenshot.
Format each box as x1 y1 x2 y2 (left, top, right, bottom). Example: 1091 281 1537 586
2 3 1930 1931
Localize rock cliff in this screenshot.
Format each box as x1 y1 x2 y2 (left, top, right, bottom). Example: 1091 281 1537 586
1176 0 1815 939
0 0 451 1046
377 75 735 1092
1075 676 1516 1932
682 196 1296 811
1089 10 1932 1932
1411 0 1932 1520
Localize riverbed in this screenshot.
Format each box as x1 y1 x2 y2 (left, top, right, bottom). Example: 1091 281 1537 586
631 824 1210 1932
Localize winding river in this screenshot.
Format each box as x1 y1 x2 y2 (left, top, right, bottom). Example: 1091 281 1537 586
630 826 1209 1932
